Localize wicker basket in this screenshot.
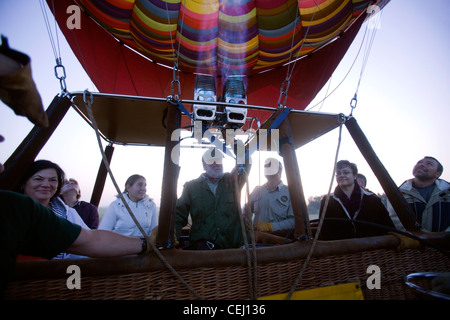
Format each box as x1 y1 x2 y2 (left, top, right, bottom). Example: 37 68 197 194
5 235 449 300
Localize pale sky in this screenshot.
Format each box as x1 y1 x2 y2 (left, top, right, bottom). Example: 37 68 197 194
1 0 449 210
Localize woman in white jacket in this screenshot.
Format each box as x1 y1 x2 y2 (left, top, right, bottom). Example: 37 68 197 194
99 174 158 237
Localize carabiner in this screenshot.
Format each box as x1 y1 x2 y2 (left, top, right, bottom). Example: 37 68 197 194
349 94 357 116
171 79 181 100
277 79 290 108
83 89 94 105
54 59 67 92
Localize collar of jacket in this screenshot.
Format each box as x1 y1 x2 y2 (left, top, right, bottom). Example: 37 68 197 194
400 179 450 192
115 193 154 208
330 186 374 221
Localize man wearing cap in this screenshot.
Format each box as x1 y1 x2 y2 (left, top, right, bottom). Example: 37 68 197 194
245 158 294 236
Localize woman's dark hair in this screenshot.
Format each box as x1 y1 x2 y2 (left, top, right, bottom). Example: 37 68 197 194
336 160 358 176
123 174 146 193
17 160 66 199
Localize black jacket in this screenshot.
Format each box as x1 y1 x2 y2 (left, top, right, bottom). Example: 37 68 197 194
318 186 396 240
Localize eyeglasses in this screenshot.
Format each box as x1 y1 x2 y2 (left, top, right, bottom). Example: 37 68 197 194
335 170 353 176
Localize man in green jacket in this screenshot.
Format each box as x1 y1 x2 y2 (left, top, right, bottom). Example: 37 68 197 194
176 148 250 249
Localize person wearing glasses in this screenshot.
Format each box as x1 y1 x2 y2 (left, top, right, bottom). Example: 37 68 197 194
318 160 395 240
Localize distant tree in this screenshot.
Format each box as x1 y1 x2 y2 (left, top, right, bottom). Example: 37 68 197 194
307 195 324 218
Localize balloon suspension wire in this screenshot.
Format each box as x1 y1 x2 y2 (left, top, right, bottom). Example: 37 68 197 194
40 0 68 93
45 0 99 92
306 9 382 113
166 0 187 99
83 90 203 299
278 1 320 106
40 0 61 63
285 2 320 78
235 169 258 300
286 122 344 300
350 8 382 116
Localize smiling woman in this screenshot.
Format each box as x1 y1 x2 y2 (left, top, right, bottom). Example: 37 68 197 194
124 174 147 202
19 160 65 207
335 160 358 198
318 160 396 241
98 174 158 237
16 160 90 259
23 168 59 205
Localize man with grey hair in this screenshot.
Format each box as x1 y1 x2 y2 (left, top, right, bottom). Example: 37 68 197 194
245 158 294 235
175 147 251 249
399 156 450 232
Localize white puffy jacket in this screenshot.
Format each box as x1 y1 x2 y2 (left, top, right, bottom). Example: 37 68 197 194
99 193 158 236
